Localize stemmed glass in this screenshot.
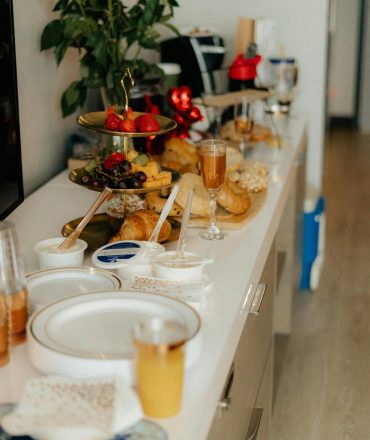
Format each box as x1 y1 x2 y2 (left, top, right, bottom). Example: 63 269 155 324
199 139 226 240
234 97 254 156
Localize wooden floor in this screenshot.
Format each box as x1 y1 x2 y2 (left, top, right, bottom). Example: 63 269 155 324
271 127 370 440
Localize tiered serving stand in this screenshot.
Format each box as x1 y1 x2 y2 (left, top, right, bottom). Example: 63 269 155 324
66 69 179 245
70 110 179 195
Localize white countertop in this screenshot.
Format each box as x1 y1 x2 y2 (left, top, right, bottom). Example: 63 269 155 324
2 114 307 439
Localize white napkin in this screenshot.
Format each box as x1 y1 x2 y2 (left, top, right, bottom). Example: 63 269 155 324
1 375 142 440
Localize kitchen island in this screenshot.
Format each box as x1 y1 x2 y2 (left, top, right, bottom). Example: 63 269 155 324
1 114 307 439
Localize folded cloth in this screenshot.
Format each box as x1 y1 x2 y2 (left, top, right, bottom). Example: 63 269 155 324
1 376 142 440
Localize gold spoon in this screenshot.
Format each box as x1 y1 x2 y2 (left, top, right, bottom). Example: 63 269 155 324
58 187 112 250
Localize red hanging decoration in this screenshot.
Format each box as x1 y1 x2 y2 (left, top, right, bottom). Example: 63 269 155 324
167 86 203 138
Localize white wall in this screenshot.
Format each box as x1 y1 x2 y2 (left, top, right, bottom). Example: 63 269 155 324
172 0 329 192
359 0 370 132
327 0 361 117
13 0 89 196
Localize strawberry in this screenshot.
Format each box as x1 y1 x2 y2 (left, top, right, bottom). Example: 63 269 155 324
105 113 121 131
103 152 125 170
106 105 117 116
122 107 135 120
135 114 160 133
119 118 136 133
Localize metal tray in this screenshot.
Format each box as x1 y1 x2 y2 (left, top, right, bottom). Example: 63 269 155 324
77 111 176 137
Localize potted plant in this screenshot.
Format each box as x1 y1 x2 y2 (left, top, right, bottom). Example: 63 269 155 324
40 0 180 117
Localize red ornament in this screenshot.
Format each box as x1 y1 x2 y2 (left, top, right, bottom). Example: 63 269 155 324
167 86 203 138
186 106 203 122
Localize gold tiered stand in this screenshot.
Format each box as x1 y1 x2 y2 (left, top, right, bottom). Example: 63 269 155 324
68 68 179 224
70 110 179 195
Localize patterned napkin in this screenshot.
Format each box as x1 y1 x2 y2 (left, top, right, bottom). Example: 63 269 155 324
1 376 142 440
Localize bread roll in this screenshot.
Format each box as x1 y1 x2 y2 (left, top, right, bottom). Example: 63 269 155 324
162 137 199 167
109 209 171 243
226 145 243 173
175 173 210 217
217 179 250 214
145 191 183 217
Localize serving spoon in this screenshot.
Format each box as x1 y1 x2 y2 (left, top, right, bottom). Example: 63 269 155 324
175 188 193 258
58 187 112 250
149 184 179 243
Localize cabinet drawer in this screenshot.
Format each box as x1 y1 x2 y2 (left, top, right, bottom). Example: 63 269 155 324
207 243 276 440
251 345 273 440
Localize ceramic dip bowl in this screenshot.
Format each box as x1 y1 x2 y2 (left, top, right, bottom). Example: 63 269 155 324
34 237 88 269
153 251 209 282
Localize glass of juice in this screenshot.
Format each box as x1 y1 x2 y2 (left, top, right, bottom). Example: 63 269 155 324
199 139 227 240
133 318 187 418
0 221 28 346
0 292 9 367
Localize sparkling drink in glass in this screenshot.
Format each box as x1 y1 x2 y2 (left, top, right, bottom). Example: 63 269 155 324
234 97 254 155
199 139 226 240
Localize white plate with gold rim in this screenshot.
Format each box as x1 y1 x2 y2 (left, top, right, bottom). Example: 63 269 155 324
26 266 122 315
27 290 202 385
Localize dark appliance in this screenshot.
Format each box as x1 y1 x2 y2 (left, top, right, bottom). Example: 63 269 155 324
160 34 226 97
0 0 23 219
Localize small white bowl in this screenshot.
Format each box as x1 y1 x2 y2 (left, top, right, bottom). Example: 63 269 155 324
117 242 165 278
34 237 88 269
153 251 208 282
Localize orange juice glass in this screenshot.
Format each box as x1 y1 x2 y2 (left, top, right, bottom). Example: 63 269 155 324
133 319 187 418
0 293 9 367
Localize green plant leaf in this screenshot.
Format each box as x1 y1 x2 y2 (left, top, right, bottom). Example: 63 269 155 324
85 31 107 65
64 81 80 106
142 0 159 26
63 17 82 40
80 17 98 37
129 4 142 18
53 0 69 12
54 40 71 65
161 22 180 36
40 20 63 50
61 81 82 116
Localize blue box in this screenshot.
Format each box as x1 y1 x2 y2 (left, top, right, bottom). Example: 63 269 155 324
300 196 325 290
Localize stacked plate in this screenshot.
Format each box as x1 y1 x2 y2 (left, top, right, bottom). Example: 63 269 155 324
27 290 202 385
26 266 122 315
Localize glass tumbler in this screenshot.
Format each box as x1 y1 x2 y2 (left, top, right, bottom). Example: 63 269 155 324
0 221 28 346
0 291 9 367
133 318 187 418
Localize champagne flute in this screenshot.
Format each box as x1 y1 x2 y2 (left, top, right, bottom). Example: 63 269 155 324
234 97 254 156
199 139 226 240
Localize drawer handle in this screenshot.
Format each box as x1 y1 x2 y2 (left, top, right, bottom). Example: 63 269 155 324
249 283 267 315
217 363 234 417
240 283 255 313
246 407 263 440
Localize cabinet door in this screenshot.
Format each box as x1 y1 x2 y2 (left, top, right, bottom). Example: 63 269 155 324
207 243 276 440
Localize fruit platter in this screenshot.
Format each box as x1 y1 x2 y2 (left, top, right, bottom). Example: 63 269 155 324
69 149 181 194
71 93 179 194
77 109 176 137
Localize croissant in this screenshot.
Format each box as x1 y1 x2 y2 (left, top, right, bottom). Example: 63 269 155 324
109 209 171 243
